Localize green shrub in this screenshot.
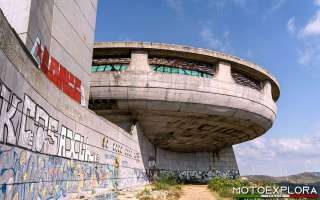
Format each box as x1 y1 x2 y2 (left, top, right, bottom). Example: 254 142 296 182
208 177 279 198
208 178 250 197
154 174 179 190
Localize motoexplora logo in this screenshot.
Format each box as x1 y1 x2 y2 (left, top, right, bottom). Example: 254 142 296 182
233 185 319 199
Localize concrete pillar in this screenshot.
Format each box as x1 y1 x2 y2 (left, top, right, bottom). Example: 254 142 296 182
263 80 273 100
215 61 234 83
210 146 239 172
129 50 150 72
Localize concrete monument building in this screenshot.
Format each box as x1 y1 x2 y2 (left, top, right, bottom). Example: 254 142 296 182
90 42 280 178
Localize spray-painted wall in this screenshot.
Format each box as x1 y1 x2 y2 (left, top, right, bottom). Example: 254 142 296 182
0 0 97 105
0 10 148 199
0 0 241 198
135 122 239 183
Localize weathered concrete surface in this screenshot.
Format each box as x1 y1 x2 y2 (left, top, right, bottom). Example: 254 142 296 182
90 42 279 152
90 71 276 151
0 0 96 104
94 42 280 101
0 9 148 200
135 122 239 182
90 41 280 180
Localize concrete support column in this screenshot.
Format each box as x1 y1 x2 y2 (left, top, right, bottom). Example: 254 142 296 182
210 146 239 172
129 50 150 72
215 61 234 83
263 80 273 100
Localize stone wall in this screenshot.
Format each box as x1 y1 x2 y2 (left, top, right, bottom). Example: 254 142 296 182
0 10 148 200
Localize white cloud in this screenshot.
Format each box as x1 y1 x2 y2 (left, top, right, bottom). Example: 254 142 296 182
297 40 320 67
300 11 320 37
264 0 286 19
270 0 286 12
314 0 320 6
287 17 296 34
199 25 230 52
235 132 320 175
290 3 320 75
164 0 183 13
200 27 222 50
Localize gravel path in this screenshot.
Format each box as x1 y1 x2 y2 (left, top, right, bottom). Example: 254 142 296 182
179 185 216 200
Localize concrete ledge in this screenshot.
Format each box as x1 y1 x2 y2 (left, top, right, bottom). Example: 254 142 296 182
94 41 280 101
91 72 277 120
90 71 276 151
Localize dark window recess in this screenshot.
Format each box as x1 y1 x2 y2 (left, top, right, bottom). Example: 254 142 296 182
149 57 215 78
151 65 213 78
92 57 131 72
231 71 262 90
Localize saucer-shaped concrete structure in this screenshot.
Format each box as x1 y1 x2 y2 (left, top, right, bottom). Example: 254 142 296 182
90 42 279 153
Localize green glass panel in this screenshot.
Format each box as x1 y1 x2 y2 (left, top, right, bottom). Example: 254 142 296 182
104 65 112 71
149 64 212 78
184 69 192 75
178 68 185 74
191 71 198 76
113 65 121 71
163 66 170 73
157 66 164 72
91 66 98 72
171 67 179 74
121 65 128 71
97 66 105 72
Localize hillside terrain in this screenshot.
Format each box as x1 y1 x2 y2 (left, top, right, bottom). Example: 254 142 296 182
244 172 320 184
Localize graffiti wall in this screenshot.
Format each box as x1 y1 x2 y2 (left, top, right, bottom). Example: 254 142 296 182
0 6 242 199
0 145 147 200
135 122 240 183
158 169 239 183
0 10 148 200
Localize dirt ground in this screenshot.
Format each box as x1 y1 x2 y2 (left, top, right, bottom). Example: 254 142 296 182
117 184 217 200
179 185 216 200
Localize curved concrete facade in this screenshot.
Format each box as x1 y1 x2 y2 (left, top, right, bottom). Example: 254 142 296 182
90 42 280 152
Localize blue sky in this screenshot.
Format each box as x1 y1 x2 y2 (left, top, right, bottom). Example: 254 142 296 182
95 0 320 176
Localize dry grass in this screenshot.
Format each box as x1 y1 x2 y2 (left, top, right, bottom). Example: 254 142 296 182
136 175 182 200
